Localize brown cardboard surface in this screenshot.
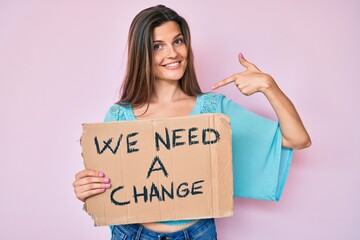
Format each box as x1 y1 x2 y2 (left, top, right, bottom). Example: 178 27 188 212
81 113 233 226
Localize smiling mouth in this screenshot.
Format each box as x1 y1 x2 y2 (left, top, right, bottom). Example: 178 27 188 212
163 61 181 67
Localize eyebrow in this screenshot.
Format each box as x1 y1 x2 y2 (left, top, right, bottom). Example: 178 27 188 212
153 33 183 43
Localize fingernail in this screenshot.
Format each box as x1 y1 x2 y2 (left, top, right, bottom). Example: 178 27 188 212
101 188 106 191
105 183 111 188
104 178 109 183
211 85 215 90
99 172 104 177
239 52 243 58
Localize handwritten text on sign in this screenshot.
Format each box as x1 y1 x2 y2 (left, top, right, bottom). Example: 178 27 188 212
81 114 233 225
96 127 220 205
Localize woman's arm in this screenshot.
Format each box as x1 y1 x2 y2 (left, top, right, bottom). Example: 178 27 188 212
212 53 311 149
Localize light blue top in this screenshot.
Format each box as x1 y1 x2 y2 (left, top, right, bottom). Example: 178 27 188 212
104 93 293 226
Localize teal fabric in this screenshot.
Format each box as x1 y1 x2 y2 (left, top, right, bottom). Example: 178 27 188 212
104 93 293 227
212 94 293 201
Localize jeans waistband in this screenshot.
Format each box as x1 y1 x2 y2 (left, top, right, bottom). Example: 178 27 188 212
113 218 216 240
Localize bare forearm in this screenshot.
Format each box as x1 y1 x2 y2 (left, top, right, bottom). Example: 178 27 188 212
213 53 312 149
262 77 311 149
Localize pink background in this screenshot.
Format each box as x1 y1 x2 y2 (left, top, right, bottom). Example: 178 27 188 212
1 0 359 239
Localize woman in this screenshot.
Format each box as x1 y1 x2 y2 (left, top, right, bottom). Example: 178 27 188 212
73 5 311 240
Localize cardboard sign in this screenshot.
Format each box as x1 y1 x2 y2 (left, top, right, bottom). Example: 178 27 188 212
81 113 233 226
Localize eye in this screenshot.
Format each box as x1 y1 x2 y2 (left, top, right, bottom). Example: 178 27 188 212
174 38 184 45
153 43 162 51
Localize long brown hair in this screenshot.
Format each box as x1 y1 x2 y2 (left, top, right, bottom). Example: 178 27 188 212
117 5 203 108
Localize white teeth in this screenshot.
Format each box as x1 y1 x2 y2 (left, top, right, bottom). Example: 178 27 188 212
165 62 179 67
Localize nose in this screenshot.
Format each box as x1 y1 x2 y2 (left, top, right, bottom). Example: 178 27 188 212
166 45 178 59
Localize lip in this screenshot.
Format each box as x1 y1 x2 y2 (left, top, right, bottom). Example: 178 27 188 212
162 60 182 69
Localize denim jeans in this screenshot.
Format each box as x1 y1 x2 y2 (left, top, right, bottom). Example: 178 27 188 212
111 218 217 240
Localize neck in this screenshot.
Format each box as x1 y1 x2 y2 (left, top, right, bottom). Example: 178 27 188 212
151 80 185 104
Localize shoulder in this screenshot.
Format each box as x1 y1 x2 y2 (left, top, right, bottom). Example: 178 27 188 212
104 103 129 122
197 92 226 114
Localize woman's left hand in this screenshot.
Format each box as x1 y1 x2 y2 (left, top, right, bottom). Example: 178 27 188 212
211 53 274 95
211 52 311 149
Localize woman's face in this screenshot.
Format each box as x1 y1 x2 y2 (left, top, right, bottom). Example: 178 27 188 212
152 21 188 82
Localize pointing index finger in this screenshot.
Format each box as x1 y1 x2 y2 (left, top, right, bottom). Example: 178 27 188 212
211 75 236 90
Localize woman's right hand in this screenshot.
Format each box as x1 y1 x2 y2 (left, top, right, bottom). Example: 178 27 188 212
73 169 111 202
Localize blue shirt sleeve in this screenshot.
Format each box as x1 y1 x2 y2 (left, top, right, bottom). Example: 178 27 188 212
104 109 117 122
216 95 293 201
103 104 127 122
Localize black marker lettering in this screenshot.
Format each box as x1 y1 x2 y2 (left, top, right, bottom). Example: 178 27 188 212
161 182 174 201
188 127 199 145
149 183 162 202
155 128 170 151
202 128 220 145
147 156 169 178
133 185 148 203
126 132 139 153
191 180 204 195
94 135 123 154
110 185 130 206
176 182 190 198
172 128 186 147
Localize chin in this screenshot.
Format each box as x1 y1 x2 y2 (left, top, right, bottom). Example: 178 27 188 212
155 71 186 82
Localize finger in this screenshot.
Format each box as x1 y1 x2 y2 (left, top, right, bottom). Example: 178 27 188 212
211 75 236 90
75 182 111 194
241 89 252 96
238 84 260 96
75 169 104 180
76 188 107 202
73 176 110 187
238 53 261 72
74 182 112 200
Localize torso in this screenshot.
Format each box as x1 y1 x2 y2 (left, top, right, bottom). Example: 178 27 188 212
141 221 199 233
132 95 198 232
